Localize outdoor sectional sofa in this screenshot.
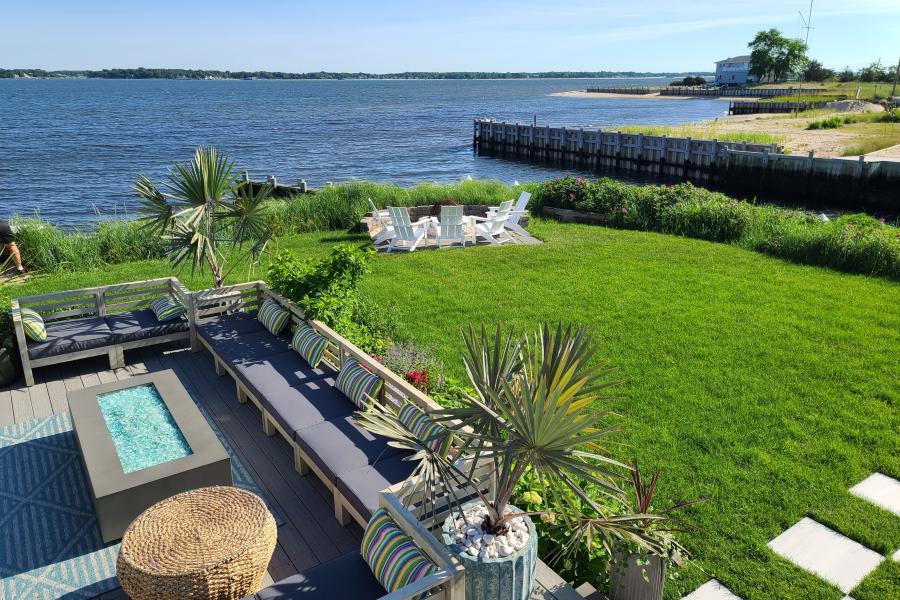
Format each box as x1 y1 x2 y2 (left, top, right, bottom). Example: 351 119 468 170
192 281 453 528
11 278 193 387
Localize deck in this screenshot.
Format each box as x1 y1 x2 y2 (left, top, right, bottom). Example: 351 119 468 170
0 341 363 599
1 339 591 599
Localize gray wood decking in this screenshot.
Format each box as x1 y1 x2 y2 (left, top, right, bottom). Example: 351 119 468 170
0 341 362 599
1 342 590 600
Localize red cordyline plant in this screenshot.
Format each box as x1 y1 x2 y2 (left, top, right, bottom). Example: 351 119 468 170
356 323 690 559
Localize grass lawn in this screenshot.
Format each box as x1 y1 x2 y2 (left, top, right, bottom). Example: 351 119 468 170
2 221 898 599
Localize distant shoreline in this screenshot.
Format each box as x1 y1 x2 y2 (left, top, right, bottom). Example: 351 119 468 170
1 68 713 81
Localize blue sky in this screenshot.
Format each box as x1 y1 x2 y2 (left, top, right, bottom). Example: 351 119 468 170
3 0 898 72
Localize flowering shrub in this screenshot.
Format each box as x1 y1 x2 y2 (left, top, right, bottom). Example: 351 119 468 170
405 369 430 392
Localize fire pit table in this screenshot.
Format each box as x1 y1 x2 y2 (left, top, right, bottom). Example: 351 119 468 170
68 369 231 542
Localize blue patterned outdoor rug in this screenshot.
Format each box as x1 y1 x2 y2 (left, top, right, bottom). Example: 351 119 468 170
0 392 281 599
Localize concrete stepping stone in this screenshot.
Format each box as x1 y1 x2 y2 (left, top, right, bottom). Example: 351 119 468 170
681 579 742 599
849 472 900 516
768 517 883 594
893 548 899 561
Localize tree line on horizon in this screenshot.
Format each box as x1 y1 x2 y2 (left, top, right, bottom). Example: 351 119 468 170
0 68 713 80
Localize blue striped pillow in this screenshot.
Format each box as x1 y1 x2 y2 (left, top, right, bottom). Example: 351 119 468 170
291 324 328 368
257 299 290 335
398 402 453 457
335 358 382 409
20 308 47 342
362 508 438 594
148 295 186 322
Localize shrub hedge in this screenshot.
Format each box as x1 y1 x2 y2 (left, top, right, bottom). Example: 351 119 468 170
534 177 900 280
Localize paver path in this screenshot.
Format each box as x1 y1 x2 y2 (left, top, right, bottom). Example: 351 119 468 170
849 472 900 516
681 579 742 599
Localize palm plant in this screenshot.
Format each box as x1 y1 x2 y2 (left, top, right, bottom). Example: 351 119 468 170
134 146 273 288
356 323 684 558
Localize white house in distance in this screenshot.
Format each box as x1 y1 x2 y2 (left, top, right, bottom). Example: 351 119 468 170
714 55 759 85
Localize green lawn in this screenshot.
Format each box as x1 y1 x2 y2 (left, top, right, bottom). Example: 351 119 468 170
2 221 898 599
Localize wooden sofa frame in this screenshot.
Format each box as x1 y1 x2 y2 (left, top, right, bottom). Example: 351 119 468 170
11 277 193 387
191 281 459 528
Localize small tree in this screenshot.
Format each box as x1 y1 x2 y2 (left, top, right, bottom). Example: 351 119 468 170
748 28 808 83
135 146 273 288
802 60 834 83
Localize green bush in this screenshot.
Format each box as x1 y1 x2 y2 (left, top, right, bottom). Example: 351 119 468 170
536 177 900 279
265 244 394 354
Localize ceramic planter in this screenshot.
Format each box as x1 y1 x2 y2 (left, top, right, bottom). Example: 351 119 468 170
441 502 538 600
608 550 665 600
0 346 17 387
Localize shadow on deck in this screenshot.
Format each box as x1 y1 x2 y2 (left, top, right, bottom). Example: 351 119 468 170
0 341 363 599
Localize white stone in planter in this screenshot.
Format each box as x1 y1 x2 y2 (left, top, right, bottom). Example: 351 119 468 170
767 518 883 593
447 504 532 556
849 472 900 516
681 579 742 599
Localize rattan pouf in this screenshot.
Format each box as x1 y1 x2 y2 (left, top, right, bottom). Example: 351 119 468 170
117 486 277 600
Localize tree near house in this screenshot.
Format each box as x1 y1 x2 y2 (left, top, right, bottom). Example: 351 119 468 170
748 28 808 83
802 60 834 83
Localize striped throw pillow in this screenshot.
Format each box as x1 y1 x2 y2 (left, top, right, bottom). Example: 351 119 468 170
398 402 453 457
335 358 382 409
148 295 186 322
20 308 47 342
257 299 290 335
362 508 438 594
291 324 327 368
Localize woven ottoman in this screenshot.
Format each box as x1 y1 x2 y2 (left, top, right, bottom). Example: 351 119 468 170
117 486 277 600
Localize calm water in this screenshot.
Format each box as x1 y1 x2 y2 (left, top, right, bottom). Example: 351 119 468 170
0 78 729 224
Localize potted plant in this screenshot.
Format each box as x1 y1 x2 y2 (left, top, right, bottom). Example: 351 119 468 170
608 463 702 600
357 324 682 600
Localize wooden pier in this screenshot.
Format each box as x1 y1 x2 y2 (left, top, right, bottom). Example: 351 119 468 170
472 119 900 213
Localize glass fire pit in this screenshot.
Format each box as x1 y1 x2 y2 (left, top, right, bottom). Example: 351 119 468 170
68 369 231 542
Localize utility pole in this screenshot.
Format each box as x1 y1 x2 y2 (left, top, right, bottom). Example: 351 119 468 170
892 56 899 98
799 0 814 46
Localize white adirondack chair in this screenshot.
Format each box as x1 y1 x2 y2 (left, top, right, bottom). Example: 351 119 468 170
386 206 429 252
472 201 514 245
488 191 531 236
367 198 394 245
436 205 466 248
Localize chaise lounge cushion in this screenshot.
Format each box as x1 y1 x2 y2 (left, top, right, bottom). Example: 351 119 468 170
252 551 385 600
27 316 114 360
258 376 357 435
207 329 292 365
105 309 189 343
233 350 336 399
336 454 417 522
197 311 264 342
295 415 405 484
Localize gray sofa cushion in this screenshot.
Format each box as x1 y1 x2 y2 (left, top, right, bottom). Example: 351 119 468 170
252 551 384 600
295 415 405 484
197 311 264 342
105 309 189 343
336 454 417 522
27 317 114 360
233 350 336 400
260 376 356 435
208 330 292 364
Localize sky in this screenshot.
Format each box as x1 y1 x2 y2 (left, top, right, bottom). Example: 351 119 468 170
2 0 898 73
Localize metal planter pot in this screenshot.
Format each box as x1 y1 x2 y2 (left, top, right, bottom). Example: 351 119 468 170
0 346 17 387
441 502 538 600
608 550 665 600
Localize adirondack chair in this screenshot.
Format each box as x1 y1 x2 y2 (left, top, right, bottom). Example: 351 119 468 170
472 201 513 245
368 198 394 245
436 205 466 248
488 191 531 236
386 206 429 252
